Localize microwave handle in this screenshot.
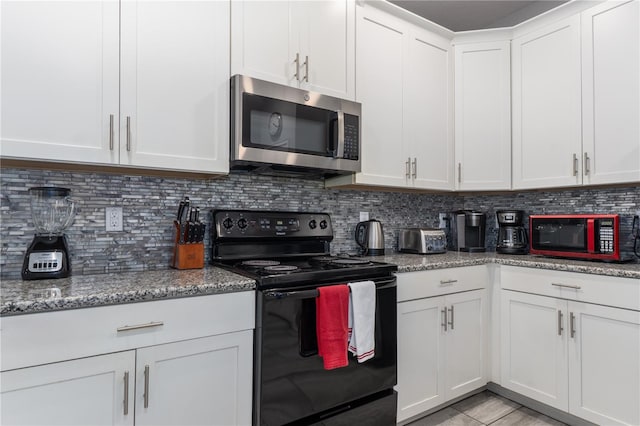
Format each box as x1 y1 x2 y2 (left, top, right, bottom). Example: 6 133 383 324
587 219 595 253
334 111 345 159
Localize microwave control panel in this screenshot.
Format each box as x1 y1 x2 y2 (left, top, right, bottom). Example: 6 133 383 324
342 114 359 160
597 219 615 253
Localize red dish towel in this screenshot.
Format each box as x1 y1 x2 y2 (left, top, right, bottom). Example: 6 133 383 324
316 284 350 370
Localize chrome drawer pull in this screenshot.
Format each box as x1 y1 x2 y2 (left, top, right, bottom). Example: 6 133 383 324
551 283 581 290
117 321 164 332
440 279 458 285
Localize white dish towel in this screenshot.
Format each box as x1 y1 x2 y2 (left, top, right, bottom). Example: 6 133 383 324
347 280 376 363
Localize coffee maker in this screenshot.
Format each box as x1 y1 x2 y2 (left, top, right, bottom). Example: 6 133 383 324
496 210 528 255
22 187 76 280
450 210 486 252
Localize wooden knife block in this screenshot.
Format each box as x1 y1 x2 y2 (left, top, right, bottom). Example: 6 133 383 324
171 222 204 270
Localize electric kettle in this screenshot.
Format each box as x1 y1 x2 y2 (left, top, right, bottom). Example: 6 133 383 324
355 219 385 256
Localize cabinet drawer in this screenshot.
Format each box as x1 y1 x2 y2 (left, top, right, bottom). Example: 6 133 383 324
397 265 487 302
500 265 639 311
0 292 255 371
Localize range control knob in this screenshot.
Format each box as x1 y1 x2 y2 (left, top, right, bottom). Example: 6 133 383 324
309 219 317 229
237 218 248 229
319 220 328 230
222 217 233 229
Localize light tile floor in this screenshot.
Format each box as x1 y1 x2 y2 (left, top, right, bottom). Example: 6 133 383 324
407 391 567 426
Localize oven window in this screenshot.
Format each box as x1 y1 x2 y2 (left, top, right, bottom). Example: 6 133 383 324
533 219 587 252
243 93 337 156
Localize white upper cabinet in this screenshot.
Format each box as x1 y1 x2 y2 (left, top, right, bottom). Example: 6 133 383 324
512 16 583 189
231 0 355 100
326 3 454 191
454 41 511 191
120 0 230 173
581 0 640 186
1 1 120 165
405 27 454 190
1 0 230 174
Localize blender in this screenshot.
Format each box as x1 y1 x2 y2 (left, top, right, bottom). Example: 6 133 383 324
21 187 76 280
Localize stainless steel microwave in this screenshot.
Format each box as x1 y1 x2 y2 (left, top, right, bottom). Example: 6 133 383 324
230 75 361 176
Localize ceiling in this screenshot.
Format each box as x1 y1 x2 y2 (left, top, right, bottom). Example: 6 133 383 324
388 0 569 32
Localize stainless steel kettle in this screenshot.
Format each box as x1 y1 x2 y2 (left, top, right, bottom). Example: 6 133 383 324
355 219 385 256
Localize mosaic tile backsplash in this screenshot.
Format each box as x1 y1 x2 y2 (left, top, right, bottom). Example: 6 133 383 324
1 167 638 279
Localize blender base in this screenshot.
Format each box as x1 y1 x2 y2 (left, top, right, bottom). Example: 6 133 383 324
22 235 71 280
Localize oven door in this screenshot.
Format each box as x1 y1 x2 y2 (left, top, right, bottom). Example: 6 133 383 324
530 217 589 253
255 277 397 426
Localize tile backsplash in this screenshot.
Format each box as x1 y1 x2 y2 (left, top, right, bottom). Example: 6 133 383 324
1 167 638 279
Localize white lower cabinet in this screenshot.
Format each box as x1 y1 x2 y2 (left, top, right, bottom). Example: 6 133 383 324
1 292 255 426
500 267 640 426
396 267 487 423
1 351 136 426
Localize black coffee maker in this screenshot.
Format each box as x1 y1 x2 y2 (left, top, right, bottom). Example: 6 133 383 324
496 210 528 255
450 210 487 252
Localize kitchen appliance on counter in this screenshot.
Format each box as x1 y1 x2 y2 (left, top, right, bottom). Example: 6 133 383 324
398 228 447 254
355 219 385 256
211 210 398 426
496 210 528 255
529 213 638 262
450 210 487 252
231 74 361 177
22 187 75 280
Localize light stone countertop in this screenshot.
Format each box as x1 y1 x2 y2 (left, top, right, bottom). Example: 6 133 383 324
2 253 638 316
1 267 255 316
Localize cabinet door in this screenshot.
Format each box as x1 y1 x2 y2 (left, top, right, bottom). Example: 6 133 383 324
352 5 407 187
568 302 640 426
582 0 640 186
396 297 446 422
454 41 511 191
1 351 135 426
135 330 253 426
512 16 582 189
444 290 486 400
405 27 454 190
230 1 295 87
298 0 355 99
120 0 229 173
500 291 568 411
1 1 119 164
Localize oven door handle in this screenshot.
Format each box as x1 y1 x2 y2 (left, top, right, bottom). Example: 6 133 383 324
263 277 396 300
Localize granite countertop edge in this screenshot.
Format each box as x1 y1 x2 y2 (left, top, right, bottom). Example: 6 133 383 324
2 253 638 316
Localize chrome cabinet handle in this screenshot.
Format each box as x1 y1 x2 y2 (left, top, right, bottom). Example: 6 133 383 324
143 365 150 408
405 157 411 178
294 53 300 82
126 116 131 152
570 312 576 338
117 321 164 332
109 114 114 151
458 163 462 183
303 55 309 82
551 283 581 290
573 153 578 176
441 308 447 332
439 279 458 285
448 305 454 330
584 153 590 175
411 158 417 178
558 310 564 336
123 371 129 415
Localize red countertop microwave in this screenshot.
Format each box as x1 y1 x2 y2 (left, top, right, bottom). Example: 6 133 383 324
529 214 638 262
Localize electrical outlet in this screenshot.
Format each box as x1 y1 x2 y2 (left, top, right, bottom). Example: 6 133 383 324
105 207 123 232
359 211 369 222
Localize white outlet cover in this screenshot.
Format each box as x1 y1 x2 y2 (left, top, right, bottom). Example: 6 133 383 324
359 211 369 222
105 207 123 232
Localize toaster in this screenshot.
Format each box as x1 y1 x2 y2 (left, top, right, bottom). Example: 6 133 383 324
398 228 447 254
